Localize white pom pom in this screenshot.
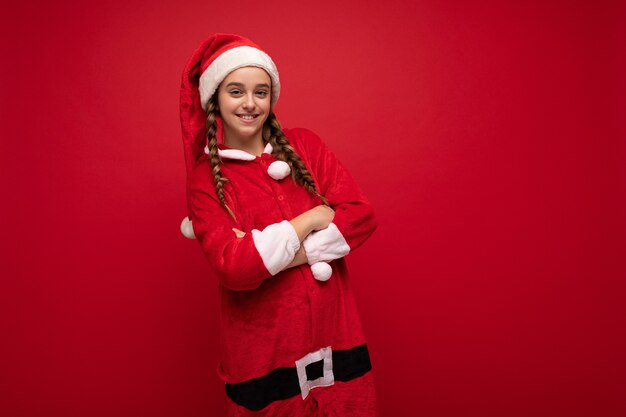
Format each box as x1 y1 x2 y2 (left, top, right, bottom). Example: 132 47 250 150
267 160 291 180
180 216 196 239
311 262 332 282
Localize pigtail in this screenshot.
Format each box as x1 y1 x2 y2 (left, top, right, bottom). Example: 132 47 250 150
204 97 328 224
265 112 330 206
205 95 238 223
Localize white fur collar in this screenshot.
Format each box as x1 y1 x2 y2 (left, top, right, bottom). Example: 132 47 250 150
204 142 273 161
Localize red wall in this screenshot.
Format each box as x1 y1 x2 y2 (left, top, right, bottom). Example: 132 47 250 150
2 1 625 416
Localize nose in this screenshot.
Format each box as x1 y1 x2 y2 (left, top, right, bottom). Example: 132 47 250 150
242 93 256 110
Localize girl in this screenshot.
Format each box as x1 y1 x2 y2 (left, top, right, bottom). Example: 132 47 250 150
179 33 379 417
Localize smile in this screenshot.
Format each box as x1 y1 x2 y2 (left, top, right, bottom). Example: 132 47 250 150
237 114 260 121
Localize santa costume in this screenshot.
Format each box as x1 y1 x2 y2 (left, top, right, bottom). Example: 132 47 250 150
179 33 379 416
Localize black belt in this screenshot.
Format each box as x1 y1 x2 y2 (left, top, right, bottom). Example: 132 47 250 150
225 344 372 411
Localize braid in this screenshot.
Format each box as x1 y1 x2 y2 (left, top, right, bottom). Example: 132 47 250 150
265 112 329 206
204 97 328 223
205 96 237 222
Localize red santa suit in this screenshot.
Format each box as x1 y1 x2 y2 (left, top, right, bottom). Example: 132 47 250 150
179 33 380 416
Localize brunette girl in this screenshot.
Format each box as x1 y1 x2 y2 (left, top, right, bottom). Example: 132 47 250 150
179 33 379 417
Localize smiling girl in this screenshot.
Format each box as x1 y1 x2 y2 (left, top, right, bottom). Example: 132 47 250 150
179 33 379 417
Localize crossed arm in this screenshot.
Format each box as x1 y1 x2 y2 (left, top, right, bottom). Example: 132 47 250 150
190 128 377 291
231 204 336 270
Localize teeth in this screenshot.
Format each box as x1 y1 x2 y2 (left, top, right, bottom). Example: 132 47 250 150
239 114 257 120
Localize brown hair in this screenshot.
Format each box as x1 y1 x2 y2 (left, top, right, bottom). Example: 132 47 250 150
204 94 329 223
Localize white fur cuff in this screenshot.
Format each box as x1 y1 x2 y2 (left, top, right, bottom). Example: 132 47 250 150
252 220 301 275
302 223 350 264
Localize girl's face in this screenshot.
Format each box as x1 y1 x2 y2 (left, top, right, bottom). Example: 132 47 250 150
217 66 272 150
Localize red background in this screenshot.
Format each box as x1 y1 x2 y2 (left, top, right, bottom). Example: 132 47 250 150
2 1 625 416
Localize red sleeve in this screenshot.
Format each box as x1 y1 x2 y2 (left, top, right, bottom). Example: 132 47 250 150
288 128 378 255
189 163 300 291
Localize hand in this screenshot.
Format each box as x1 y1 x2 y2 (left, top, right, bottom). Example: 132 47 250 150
309 204 335 231
232 227 246 238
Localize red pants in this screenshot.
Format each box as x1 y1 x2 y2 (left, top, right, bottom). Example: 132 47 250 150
225 371 379 417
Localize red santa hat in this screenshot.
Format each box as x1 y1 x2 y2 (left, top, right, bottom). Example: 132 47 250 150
179 33 281 239
197 34 280 112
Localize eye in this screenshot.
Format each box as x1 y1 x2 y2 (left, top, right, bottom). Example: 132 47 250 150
229 89 242 95
256 91 269 97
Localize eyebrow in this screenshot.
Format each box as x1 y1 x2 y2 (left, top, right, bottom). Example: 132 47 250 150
225 82 271 89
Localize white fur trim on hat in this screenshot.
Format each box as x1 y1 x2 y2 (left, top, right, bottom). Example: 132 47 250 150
267 160 291 180
199 46 280 111
180 216 196 239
